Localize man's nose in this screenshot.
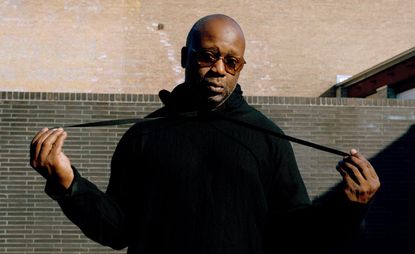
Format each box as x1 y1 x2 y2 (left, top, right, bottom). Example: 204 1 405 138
210 57 227 75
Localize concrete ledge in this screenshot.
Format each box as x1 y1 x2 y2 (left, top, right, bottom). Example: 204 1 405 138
1 91 415 107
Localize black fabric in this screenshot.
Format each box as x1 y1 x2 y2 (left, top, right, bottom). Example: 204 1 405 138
46 83 368 254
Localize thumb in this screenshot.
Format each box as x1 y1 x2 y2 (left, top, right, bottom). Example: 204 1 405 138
350 148 358 156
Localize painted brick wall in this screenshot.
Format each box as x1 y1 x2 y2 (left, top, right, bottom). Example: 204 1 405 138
0 92 414 253
1 0 415 97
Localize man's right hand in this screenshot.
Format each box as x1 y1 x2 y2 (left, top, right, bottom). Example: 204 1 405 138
30 128 74 189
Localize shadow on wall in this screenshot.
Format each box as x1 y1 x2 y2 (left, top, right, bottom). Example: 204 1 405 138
331 124 415 254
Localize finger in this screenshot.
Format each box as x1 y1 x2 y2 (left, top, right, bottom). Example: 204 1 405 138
38 128 64 164
30 128 49 163
51 131 67 156
350 148 358 156
31 128 49 145
348 150 377 179
337 159 363 185
352 158 378 180
33 128 59 162
350 150 369 166
343 160 367 183
339 165 361 189
342 158 380 193
340 170 369 204
336 163 346 176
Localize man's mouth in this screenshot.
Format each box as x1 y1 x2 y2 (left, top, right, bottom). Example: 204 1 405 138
202 80 224 94
207 84 224 93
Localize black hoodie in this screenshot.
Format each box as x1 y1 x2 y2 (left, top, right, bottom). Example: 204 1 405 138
46 84 367 254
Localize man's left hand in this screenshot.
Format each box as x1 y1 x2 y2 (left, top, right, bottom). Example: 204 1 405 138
336 149 380 204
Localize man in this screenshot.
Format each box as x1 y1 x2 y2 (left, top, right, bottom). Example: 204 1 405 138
30 14 380 253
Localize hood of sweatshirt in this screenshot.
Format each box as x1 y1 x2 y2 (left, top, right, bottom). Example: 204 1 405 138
151 83 245 116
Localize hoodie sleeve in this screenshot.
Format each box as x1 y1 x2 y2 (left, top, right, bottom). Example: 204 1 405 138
261 123 368 253
44 127 141 250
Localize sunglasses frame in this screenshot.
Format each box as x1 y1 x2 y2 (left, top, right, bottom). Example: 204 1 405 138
191 48 246 75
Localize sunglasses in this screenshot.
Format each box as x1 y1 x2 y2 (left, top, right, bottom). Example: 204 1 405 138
191 48 246 75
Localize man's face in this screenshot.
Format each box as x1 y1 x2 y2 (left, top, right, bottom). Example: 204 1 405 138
184 18 246 108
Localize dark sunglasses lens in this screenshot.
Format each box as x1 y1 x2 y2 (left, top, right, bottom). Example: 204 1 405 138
197 52 217 66
224 65 235 75
195 50 245 75
225 60 244 75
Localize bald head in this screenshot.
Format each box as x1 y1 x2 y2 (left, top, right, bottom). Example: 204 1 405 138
186 14 245 52
181 14 246 109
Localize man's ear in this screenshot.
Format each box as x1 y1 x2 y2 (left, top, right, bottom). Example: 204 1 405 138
181 46 188 68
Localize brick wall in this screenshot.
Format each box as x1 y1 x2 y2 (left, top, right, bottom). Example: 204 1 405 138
0 92 414 253
1 0 415 97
